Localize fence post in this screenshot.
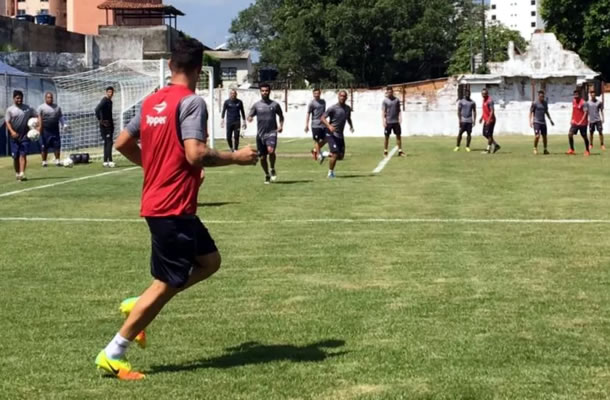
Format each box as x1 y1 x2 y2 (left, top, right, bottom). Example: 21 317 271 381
284 82 288 113
350 87 354 111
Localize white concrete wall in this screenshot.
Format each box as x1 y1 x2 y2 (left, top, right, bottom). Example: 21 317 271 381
203 79 604 139
488 0 545 41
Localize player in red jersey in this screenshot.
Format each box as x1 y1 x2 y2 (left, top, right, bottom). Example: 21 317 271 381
479 88 501 154
566 89 590 156
94 38 257 380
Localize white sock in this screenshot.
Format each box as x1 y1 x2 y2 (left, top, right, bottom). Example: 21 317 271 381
104 333 131 360
321 151 330 157
486 145 491 151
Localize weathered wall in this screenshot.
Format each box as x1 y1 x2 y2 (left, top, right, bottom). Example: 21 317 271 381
95 25 179 64
0 15 85 53
0 52 89 74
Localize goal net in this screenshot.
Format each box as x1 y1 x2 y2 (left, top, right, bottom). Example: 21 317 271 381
52 61 216 158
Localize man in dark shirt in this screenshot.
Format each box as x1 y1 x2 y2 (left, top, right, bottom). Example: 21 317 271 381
221 89 246 152
95 86 115 167
455 91 476 152
529 90 554 155
321 90 354 178
587 90 605 151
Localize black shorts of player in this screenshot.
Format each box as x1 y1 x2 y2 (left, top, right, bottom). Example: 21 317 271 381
226 121 241 136
312 127 328 143
570 124 587 136
384 123 402 137
146 215 218 288
533 123 547 136
256 134 277 157
459 122 473 135
483 121 495 138
590 121 603 134
326 135 345 156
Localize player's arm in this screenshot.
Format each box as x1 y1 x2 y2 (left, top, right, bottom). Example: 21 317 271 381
529 104 534 128
247 105 255 123
381 104 387 128
347 110 354 133
601 104 605 124
276 105 284 133
37 108 43 133
489 103 495 122
305 104 312 132
115 130 142 166
239 100 246 122
545 106 554 126
5 116 18 139
320 112 335 133
472 105 477 126
185 139 256 167
580 104 588 126
399 101 403 125
220 100 227 127
457 103 462 124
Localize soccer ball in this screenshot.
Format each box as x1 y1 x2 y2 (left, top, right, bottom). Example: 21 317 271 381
27 117 39 130
26 129 40 141
62 158 74 168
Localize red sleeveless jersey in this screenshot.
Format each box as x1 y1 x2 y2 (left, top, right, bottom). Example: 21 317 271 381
139 85 202 217
571 98 587 126
482 97 495 123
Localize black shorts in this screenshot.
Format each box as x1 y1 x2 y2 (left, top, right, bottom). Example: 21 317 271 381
533 123 547 136
226 121 241 136
312 128 328 143
384 123 402 137
570 125 587 136
483 122 495 138
459 122 473 134
590 121 603 134
256 134 277 157
327 135 345 156
146 216 218 288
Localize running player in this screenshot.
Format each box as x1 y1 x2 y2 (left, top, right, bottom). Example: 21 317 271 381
529 90 554 155
455 90 476 152
382 86 405 157
95 38 258 380
566 89 590 156
479 88 501 154
587 90 604 151
247 83 284 184
6 90 37 181
221 89 246 152
321 90 354 178
305 88 328 162
37 92 64 166
95 86 116 167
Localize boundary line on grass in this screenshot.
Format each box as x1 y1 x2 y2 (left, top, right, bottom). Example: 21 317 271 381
3 217 610 225
372 146 398 174
0 167 139 198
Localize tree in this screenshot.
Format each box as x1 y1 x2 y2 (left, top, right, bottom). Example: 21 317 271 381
542 0 610 79
448 23 527 75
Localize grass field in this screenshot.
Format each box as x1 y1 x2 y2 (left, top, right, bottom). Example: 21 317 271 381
2 136 610 400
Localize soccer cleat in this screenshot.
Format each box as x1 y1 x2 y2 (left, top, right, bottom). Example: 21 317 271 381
42 161 48 167
565 149 575 155
119 297 146 349
533 148 538 155
95 350 145 381
103 162 109 167
543 149 550 155
270 170 277 182
383 150 388 157
20 175 27 182
55 160 62 167
264 175 271 184
584 150 591 157
603 145 607 151
481 150 490 154
493 144 501 154
398 150 405 157
327 171 336 179
465 147 471 152
318 152 326 165
108 162 116 168
453 147 460 152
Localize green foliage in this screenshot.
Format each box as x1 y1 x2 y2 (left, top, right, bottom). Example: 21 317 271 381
229 0 481 85
203 53 222 87
542 0 610 79
448 23 528 75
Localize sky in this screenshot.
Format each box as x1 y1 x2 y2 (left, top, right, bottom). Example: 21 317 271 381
166 0 253 49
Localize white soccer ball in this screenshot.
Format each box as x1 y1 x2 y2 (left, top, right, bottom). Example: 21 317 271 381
26 129 40 141
27 117 39 130
62 158 74 168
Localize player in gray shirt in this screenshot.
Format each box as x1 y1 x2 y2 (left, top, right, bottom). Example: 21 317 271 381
587 90 605 150
529 90 554 155
455 91 476 152
321 90 354 178
37 92 65 166
382 87 404 157
6 90 37 181
247 83 284 184
305 88 328 163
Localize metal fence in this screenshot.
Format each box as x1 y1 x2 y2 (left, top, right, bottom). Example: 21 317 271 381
0 73 56 156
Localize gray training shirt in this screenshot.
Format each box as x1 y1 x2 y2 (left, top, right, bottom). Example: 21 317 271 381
307 99 326 129
6 104 37 139
249 99 284 138
587 100 604 123
458 99 476 123
530 100 549 125
382 97 401 124
37 103 63 132
324 103 352 138
125 94 208 142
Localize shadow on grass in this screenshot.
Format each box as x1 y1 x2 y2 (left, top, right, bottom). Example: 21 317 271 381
197 201 240 207
22 176 71 182
147 339 348 374
335 174 374 179
273 180 314 185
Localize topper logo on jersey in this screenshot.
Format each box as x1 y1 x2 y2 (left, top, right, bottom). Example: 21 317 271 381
147 101 168 126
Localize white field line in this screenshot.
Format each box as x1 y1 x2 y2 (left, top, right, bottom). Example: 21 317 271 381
372 146 398 174
0 167 139 198
2 217 610 225
282 138 305 144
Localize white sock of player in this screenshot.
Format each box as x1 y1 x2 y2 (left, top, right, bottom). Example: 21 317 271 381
104 333 131 359
486 145 491 151
321 151 330 157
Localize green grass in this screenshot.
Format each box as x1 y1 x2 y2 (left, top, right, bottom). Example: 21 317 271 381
1 136 610 399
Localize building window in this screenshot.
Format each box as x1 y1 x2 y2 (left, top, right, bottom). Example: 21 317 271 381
531 0 536 4
221 67 237 81
531 11 536 16
491 15 496 20
491 4 496 9
531 22 536 27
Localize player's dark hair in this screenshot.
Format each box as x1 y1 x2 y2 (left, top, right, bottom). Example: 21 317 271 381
260 83 271 90
573 90 580 94
13 90 23 98
313 88 321 92
105 86 114 92
538 90 545 95
339 90 348 96
169 38 204 74
386 86 393 91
